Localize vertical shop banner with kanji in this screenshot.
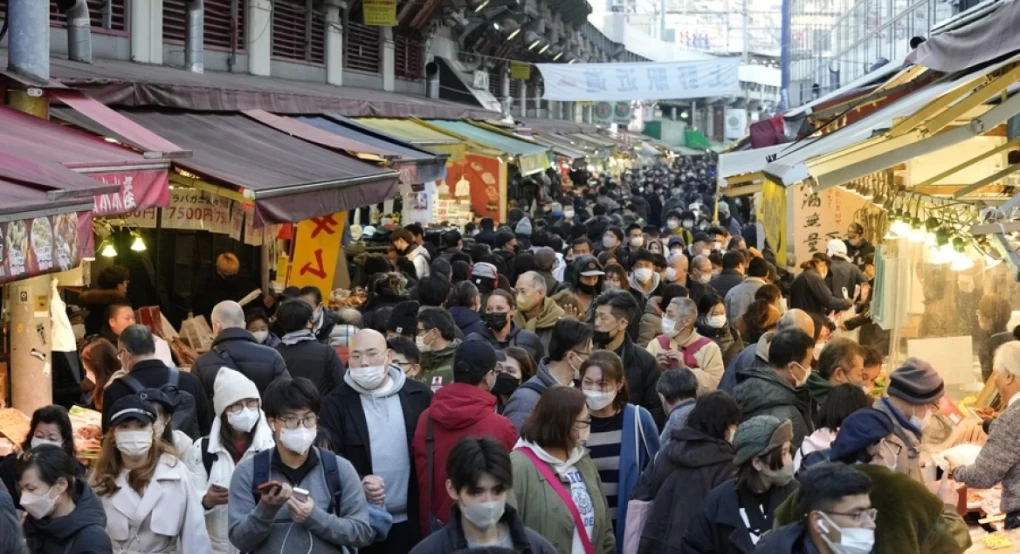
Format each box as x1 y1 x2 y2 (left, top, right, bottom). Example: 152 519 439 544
445 154 505 222
790 183 869 268
758 179 788 268
290 212 347 292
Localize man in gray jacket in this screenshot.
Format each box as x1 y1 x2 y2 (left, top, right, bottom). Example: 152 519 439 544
724 257 770 326
502 319 593 430
229 377 374 554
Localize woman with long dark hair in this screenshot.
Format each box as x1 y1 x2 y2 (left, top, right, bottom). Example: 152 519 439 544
695 294 743 367
80 337 122 411
184 368 274 554
0 405 85 506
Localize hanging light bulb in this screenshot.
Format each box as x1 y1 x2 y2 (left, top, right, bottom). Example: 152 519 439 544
951 255 975 272
908 226 927 243
130 234 147 252
100 241 118 257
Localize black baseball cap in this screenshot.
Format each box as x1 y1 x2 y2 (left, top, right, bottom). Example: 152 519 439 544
109 395 157 426
455 339 497 375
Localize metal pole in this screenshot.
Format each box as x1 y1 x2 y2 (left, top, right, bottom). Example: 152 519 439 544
742 0 749 62
186 0 205 73
7 0 50 82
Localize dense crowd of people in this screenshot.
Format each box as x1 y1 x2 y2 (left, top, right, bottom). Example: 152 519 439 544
0 155 990 554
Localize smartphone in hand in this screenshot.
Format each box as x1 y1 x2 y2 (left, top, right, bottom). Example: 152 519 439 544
257 480 283 496
292 487 310 501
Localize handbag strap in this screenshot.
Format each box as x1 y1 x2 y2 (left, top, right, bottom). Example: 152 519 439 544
518 447 596 554
426 416 435 520
632 406 651 466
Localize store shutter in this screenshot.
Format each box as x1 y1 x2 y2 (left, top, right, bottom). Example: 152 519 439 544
344 20 380 74
394 30 424 81
164 0 246 51
272 0 325 64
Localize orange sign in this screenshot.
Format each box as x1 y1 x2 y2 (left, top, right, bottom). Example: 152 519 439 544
289 212 347 293
445 154 506 222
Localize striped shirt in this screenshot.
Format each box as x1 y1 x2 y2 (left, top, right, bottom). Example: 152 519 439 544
587 410 625 529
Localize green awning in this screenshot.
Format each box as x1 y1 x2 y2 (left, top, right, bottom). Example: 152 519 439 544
357 118 467 162
685 129 713 150
426 120 552 175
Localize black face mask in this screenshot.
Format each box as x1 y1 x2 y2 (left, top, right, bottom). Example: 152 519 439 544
490 372 520 396
577 281 599 295
484 312 510 332
592 329 613 347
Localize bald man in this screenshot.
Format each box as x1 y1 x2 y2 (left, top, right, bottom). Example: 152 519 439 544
719 308 815 393
193 301 289 403
320 328 431 554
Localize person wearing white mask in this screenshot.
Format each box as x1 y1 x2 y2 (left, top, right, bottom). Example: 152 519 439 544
579 351 660 549
408 437 556 554
246 310 280 347
16 444 113 554
872 358 945 483
184 368 274 554
647 297 725 394
0 405 88 508
733 329 817 450
90 394 214 554
227 377 374 554
319 329 432 554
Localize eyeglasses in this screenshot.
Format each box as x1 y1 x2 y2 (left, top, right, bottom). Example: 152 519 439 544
575 418 591 428
349 350 386 365
882 439 902 457
227 400 260 414
823 508 877 526
276 413 318 429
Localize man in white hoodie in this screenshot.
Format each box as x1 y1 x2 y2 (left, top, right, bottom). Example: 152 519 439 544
320 329 433 554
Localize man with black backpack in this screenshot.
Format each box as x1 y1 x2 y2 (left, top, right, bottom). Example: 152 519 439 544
101 324 212 438
228 377 374 554
193 300 290 405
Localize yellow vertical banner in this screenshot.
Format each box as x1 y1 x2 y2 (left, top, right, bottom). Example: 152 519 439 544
289 212 347 293
363 0 397 26
758 178 788 268
510 61 531 81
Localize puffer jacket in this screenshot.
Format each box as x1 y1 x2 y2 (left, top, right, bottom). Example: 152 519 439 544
635 427 735 554
696 322 743 368
193 328 290 405
183 413 276 554
733 366 814 450
638 297 664 347
22 480 112 554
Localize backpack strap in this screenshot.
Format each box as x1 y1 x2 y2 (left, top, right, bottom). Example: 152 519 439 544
201 437 216 478
317 448 343 515
519 379 545 396
167 365 180 388
517 447 596 554
250 449 272 504
682 337 713 369
120 374 145 394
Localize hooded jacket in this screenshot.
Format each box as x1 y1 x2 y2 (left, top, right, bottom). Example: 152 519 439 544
193 328 290 406
408 503 557 554
419 339 461 391
804 371 831 411
183 412 276 554
681 479 797 554
628 273 665 340
412 382 517 535
448 307 488 339
635 427 736 554
320 366 431 546
720 332 773 393
733 366 814 450
275 331 346 398
513 298 565 351
466 324 546 364
638 297 664 347
406 245 431 280
503 361 567 430
23 480 112 554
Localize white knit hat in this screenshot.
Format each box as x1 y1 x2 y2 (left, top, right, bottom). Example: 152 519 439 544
213 367 261 416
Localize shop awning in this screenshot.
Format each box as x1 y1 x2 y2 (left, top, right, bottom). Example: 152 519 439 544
357 118 468 162
434 57 502 113
426 120 552 175
685 130 714 150
570 133 618 149
528 134 588 161
117 110 400 227
783 61 904 121
718 144 787 181
288 114 448 184
516 118 598 134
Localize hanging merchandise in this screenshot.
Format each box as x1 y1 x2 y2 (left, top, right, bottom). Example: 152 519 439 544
436 180 451 197
455 176 471 198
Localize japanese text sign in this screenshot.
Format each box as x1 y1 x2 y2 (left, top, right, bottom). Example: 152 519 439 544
789 183 868 268
363 0 396 26
290 212 347 293
122 187 240 236
90 169 170 217
535 59 741 101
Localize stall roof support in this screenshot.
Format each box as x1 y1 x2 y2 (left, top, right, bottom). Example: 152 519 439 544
910 136 1020 191
952 163 1020 198
922 63 1020 136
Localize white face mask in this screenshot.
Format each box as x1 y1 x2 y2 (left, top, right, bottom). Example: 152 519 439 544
707 315 727 328
227 407 260 433
564 210 575 219
602 236 617 249
461 499 506 530
909 409 932 431
416 333 432 353
814 343 825 360
682 220 694 229
584 389 617 411
665 267 678 282
251 330 270 344
791 362 810 388
279 426 317 455
713 242 722 251
634 268 654 284
630 237 644 248
696 272 712 285
667 220 679 230
115 429 153 458
818 512 876 554
661 317 679 336
72 324 86 341
31 437 63 450
20 486 60 520
350 364 388 390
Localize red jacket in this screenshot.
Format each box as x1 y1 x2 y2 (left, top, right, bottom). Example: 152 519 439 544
412 382 517 535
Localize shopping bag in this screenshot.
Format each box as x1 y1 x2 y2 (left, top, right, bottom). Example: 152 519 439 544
135 306 179 340
622 497 651 554
179 313 214 352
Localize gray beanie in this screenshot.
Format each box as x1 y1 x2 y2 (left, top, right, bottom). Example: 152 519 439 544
733 416 794 466
516 217 533 236
887 357 944 404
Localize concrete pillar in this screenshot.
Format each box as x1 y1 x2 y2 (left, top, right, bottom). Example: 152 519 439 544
500 65 510 103
325 2 343 86
518 79 527 118
247 0 272 76
582 104 591 124
130 0 163 64
551 101 560 120
381 27 395 92
9 276 53 414
7 0 50 82
671 106 677 120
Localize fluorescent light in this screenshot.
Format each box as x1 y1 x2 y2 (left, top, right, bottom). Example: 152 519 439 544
474 0 490 11
508 29 520 39
539 44 550 54
528 40 541 50
553 52 563 60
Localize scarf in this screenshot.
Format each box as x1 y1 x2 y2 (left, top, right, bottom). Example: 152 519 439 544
513 297 565 332
281 329 318 346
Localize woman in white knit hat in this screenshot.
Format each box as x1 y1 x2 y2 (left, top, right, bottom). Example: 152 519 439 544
183 367 275 554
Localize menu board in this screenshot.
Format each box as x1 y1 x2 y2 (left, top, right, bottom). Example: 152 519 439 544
0 211 83 284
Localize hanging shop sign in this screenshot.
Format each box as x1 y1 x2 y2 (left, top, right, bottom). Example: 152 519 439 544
535 59 741 101
122 187 242 238
363 0 397 26
613 102 633 124
90 169 170 217
789 182 869 268
0 211 85 284
511 61 531 81
594 102 613 124
290 212 348 292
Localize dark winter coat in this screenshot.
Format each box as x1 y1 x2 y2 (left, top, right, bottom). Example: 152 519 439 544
681 479 797 554
697 323 743 369
22 480 112 554
0 487 27 554
448 306 489 339
193 328 290 406
320 375 432 547
709 270 745 301
826 257 866 302
466 324 547 364
732 366 814 450
752 523 814 554
74 288 127 337
312 307 338 344
275 337 346 397
613 337 666 427
788 269 851 318
408 504 557 554
637 427 736 554
101 359 212 437
720 333 772 394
